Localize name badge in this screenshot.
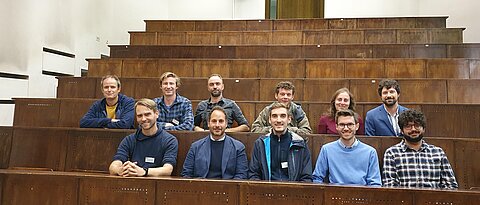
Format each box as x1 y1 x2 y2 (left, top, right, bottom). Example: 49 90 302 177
281 162 288 169
171 119 180 126
145 157 155 163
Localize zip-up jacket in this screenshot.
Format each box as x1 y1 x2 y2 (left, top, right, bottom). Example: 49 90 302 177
80 94 135 129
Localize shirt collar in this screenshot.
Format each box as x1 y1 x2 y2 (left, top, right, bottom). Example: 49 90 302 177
400 140 427 152
210 134 226 141
208 97 225 105
338 138 359 149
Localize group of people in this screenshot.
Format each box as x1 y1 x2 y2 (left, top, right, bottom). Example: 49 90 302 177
80 72 458 189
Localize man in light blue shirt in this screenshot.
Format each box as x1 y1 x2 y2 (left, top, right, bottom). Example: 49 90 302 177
313 109 381 186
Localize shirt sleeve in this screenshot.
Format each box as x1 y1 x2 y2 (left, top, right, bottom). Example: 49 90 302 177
231 102 249 127
112 136 133 162
161 135 179 167
165 100 194 131
382 149 399 187
366 149 382 186
439 149 459 189
312 146 328 183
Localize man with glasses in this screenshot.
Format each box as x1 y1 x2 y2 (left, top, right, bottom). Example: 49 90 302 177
312 109 381 186
383 109 458 189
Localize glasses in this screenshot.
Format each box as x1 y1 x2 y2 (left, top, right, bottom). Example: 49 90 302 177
337 123 355 129
403 124 423 130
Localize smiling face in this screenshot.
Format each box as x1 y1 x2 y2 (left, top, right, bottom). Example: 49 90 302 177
381 87 399 107
336 115 359 142
269 107 291 135
208 109 227 139
161 77 178 97
401 122 425 143
136 104 159 132
334 92 350 111
275 88 294 105
101 77 121 101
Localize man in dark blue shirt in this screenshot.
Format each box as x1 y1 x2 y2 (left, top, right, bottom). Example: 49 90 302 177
109 98 178 177
182 106 248 179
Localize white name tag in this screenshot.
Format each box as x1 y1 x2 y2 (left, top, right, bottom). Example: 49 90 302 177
145 157 155 163
171 119 180 126
281 162 288 169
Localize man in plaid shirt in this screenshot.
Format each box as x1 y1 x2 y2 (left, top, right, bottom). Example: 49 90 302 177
153 72 194 130
382 109 458 189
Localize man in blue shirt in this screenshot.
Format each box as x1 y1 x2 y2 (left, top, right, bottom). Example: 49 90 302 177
313 109 381 186
365 79 408 136
153 72 194 130
109 98 178 177
80 75 134 129
182 106 248 179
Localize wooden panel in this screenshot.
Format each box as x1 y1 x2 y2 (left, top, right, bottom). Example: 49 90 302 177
134 78 162 99
217 32 243 45
328 19 356 29
57 77 97 98
170 21 195 31
122 59 158 77
246 20 273 31
130 32 156 45
9 128 68 170
13 98 60 127
399 79 447 103
385 18 416 28
145 21 170 32
79 177 156 204
303 30 331 44
454 140 480 189
337 45 372 58
3 174 77 204
178 78 209 100
345 60 384 78
421 104 479 138
411 44 447 58
324 186 413 205
230 60 264 78
236 102 256 128
195 21 221 31
415 190 480 205
273 20 303 30
429 28 463 44
447 80 480 103
58 99 96 127
259 79 304 101
272 31 302 45
223 78 260 101
241 182 322 204
0 127 13 169
364 30 396 44
259 60 305 78
349 79 380 103
331 30 364 44
157 59 195 77
157 32 186 45
372 45 409 58
426 59 469 79
186 32 217 45
305 60 345 78
243 32 271 45
470 59 480 79
193 60 231 77
235 46 269 59
303 79 349 102
221 21 246 31
172 131 208 176
307 103 331 134
157 179 239 205
448 44 480 58
415 17 447 28
397 29 428 44
277 0 322 19
87 59 122 77
65 129 127 172
268 46 303 58
301 19 328 30
356 18 386 28
385 59 426 78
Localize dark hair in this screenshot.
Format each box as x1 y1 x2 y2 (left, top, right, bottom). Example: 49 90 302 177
101 75 121 88
335 109 359 124
398 109 426 130
208 106 227 121
327 88 356 118
275 81 295 95
269 102 292 116
377 79 400 96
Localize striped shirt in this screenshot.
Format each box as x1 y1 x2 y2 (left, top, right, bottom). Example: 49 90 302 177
382 140 458 189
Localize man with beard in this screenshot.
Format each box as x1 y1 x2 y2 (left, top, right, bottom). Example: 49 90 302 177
153 72 194 130
80 75 135 129
383 109 458 189
251 81 312 135
194 74 250 132
182 106 248 179
365 79 408 136
109 98 178 177
249 102 312 182
312 109 381 186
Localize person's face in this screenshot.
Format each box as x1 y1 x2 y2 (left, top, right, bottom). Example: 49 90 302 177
161 77 178 97
335 92 350 111
336 115 359 141
208 110 227 138
207 76 224 98
269 107 291 135
136 105 159 131
381 87 399 107
275 88 294 105
102 77 120 100
401 122 425 141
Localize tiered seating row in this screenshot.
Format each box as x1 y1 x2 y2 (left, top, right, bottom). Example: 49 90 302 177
144 17 448 32
13 98 480 138
130 28 464 45
87 58 480 79
56 77 480 104
109 44 480 59
1 126 479 189
1 169 479 204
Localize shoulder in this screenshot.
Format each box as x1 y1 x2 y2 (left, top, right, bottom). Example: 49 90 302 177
357 140 377 153
177 94 192 103
159 130 178 143
384 142 403 153
226 135 246 148
319 115 333 123
191 136 209 147
366 105 383 117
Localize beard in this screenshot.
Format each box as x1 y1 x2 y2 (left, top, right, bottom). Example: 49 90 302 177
403 131 424 143
211 90 222 97
383 98 397 107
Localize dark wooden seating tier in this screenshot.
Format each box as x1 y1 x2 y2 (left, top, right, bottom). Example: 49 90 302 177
144 17 448 32
129 28 464 45
1 126 479 190
86 58 480 79
1 169 479 204
108 44 480 59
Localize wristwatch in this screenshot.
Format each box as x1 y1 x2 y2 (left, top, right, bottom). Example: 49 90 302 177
142 167 149 177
